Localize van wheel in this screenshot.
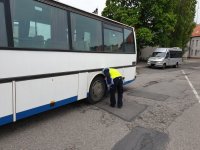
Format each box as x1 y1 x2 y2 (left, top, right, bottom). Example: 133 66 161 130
173 62 179 68
162 63 166 69
87 76 106 104
176 62 179 68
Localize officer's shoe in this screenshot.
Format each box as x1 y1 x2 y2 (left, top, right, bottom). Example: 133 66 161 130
117 105 122 109
110 104 115 107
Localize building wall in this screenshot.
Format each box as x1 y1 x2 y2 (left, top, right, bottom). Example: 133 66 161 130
189 37 200 58
183 51 189 58
140 46 158 61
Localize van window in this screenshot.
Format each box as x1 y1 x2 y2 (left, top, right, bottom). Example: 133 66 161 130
170 51 182 58
152 52 166 57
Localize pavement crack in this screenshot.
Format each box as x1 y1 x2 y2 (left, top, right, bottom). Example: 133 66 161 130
143 80 160 87
99 111 115 127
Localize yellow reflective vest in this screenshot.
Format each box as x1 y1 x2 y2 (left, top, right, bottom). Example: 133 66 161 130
109 68 122 79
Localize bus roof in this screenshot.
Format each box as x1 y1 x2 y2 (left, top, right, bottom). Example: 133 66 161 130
42 0 135 30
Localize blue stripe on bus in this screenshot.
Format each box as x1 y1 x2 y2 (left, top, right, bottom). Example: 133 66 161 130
123 79 135 85
16 96 77 120
0 115 13 126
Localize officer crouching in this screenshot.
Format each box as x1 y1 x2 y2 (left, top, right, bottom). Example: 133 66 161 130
102 68 124 108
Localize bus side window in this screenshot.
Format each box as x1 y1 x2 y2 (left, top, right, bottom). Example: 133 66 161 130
71 13 102 52
124 29 135 53
103 27 123 53
10 0 69 50
0 2 8 47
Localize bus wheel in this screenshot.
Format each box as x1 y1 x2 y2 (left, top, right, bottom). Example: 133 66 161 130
87 76 106 104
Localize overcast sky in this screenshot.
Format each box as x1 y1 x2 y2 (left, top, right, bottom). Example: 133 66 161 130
59 0 200 24
195 0 200 24
59 0 106 15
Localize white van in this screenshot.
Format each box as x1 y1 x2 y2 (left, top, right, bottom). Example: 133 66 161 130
147 47 182 68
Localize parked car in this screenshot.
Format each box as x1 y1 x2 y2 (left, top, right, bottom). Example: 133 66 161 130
147 47 182 68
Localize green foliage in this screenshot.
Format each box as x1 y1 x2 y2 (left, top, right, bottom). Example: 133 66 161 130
102 0 197 52
170 0 197 50
136 28 153 49
102 0 140 26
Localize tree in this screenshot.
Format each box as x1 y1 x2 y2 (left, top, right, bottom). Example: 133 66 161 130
102 0 151 50
102 0 140 26
102 0 197 53
138 0 177 47
170 0 196 49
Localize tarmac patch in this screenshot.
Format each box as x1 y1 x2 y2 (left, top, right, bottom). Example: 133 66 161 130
112 127 169 150
128 90 169 101
95 98 147 122
143 81 159 87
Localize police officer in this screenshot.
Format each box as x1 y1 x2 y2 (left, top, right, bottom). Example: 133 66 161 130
103 68 123 108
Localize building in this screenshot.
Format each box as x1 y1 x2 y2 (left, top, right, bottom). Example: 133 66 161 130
140 46 158 61
189 24 200 58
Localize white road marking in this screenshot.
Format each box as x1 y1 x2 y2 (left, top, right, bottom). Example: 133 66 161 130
182 70 200 102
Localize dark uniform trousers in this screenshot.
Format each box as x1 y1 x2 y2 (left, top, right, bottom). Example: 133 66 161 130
110 77 123 107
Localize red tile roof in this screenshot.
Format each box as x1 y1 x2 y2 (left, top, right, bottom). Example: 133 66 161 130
192 25 200 37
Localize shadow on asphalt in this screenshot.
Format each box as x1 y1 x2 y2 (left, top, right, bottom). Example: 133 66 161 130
0 100 87 137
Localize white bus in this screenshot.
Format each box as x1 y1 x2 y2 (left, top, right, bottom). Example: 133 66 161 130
0 0 137 126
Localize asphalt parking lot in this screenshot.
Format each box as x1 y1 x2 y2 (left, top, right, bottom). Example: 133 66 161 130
0 59 200 150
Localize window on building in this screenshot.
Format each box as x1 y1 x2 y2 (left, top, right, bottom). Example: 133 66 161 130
192 40 194 47
195 50 197 56
196 40 198 47
71 13 103 52
10 0 69 50
0 2 8 47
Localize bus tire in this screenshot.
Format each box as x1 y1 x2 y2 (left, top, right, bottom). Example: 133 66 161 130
87 76 106 104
